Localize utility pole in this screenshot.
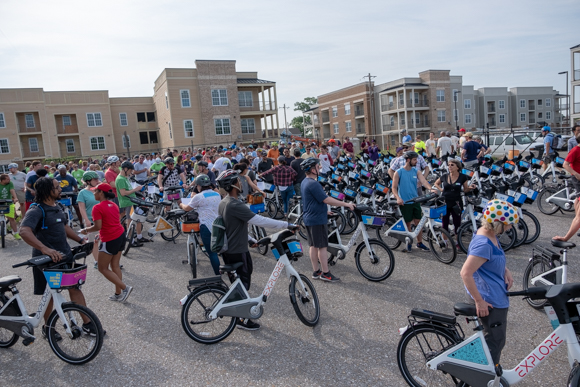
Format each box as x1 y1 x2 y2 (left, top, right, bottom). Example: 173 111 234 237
363 73 377 147
279 104 290 141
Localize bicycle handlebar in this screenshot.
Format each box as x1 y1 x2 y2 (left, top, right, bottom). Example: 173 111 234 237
12 243 94 268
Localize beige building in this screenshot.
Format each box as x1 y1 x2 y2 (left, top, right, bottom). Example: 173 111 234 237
0 60 279 171
571 44 580 125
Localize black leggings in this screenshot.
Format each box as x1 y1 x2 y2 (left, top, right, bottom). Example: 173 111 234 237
221 251 253 291
442 202 462 234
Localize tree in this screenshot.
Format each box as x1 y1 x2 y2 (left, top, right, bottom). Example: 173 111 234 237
292 97 317 136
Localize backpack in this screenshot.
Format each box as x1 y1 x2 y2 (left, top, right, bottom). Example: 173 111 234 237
210 215 228 254
551 133 564 151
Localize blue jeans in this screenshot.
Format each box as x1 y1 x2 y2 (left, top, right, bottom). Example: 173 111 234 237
200 224 220 275
280 185 295 214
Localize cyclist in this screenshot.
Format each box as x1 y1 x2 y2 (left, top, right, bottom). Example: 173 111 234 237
80 183 133 303
133 154 150 184
391 151 433 253
150 157 165 173
54 164 83 224
19 177 96 337
541 125 555 171
459 199 517 364
259 156 296 218
116 161 146 246
179 174 221 275
0 174 21 239
77 171 101 268
212 151 233 174
8 163 26 217
216 170 293 331
300 158 355 282
104 155 122 221
157 157 187 194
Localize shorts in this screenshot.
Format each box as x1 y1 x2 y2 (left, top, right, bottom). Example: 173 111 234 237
305 224 329 248
111 197 123 214
121 206 132 219
1 204 16 219
98 232 127 256
33 256 73 295
401 202 422 223
543 154 554 165
25 201 33 212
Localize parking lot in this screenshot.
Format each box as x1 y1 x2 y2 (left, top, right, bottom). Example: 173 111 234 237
0 206 578 386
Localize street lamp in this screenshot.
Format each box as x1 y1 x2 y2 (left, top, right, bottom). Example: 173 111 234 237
558 71 569 127
454 90 461 131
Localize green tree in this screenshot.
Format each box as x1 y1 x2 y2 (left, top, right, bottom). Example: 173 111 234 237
292 97 317 136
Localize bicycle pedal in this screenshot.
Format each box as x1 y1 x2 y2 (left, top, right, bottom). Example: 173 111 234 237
22 337 35 346
182 260 188 264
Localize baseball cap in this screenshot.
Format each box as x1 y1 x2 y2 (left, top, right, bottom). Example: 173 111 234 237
396 147 404 153
225 151 232 155
403 142 413 147
95 183 113 192
459 128 466 132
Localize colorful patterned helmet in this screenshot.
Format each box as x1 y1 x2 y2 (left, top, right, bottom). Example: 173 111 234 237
483 199 519 225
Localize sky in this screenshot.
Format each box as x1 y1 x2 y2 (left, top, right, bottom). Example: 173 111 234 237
0 0 578 124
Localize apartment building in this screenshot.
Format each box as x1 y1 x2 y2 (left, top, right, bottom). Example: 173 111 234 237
0 60 279 170
571 44 580 125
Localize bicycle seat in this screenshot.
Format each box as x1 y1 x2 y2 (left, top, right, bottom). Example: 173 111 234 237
164 186 182 191
353 205 371 213
0 275 21 288
387 199 399 206
559 175 571 180
168 209 186 216
294 196 301 200
328 212 340 219
453 302 477 317
412 193 438 204
219 262 244 273
269 229 295 244
551 239 576 249
0 199 13 204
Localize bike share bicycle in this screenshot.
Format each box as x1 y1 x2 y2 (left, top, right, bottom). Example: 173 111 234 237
0 199 13 248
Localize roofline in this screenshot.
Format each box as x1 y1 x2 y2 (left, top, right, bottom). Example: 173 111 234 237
318 81 371 99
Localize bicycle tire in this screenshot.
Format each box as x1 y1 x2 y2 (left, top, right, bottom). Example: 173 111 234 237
537 186 560 215
0 295 19 347
397 323 462 387
375 216 402 250
341 208 359 234
330 209 347 235
160 217 182 241
122 223 136 256
498 228 516 252
1 220 4 249
46 303 104 365
289 274 320 327
181 286 236 344
456 221 477 254
354 239 395 282
249 225 268 255
297 215 308 240
427 227 456 264
524 173 544 191
521 209 540 244
189 240 197 279
512 218 528 248
265 198 279 219
522 256 558 309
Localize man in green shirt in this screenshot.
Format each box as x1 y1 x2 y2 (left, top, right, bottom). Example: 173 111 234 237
150 158 165 173
72 164 85 186
115 161 146 247
0 174 21 239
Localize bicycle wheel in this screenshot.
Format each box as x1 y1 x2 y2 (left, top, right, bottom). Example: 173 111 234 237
512 218 528 248
297 215 308 240
522 256 559 309
397 324 462 387
249 225 268 255
188 239 197 279
46 303 104 365
265 198 279 219
426 227 456 264
524 173 544 191
122 223 136 256
456 221 477 254
537 186 560 215
341 208 359 234
0 295 19 347
181 286 236 344
160 217 182 241
1 220 5 249
330 209 347 235
521 209 540 244
289 274 320 327
375 216 402 250
498 228 516 252
354 238 395 281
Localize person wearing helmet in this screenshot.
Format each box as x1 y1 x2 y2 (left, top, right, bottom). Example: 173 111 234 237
179 174 221 275
8 163 27 216
391 151 434 253
77 171 101 267
216 169 295 330
150 157 165 173
460 199 517 365
116 161 146 246
0 173 21 240
55 163 83 223
104 155 121 215
157 157 187 193
542 125 556 170
300 157 355 282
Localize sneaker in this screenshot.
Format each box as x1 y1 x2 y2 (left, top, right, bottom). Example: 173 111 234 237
82 322 106 336
42 325 62 342
119 285 133 302
137 237 151 243
237 318 260 331
93 261 98 269
108 293 122 301
13 233 21 240
130 241 143 248
319 272 340 282
416 243 430 251
312 269 322 279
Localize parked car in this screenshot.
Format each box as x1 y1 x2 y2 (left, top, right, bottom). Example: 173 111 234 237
484 134 543 156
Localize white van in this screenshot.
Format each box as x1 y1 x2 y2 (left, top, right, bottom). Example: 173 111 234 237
484 134 543 156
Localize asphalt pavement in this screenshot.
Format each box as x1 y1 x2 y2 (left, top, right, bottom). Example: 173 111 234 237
0 205 577 386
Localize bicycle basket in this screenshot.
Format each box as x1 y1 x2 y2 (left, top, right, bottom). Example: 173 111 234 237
347 162 356 169
359 186 374 198
431 158 441 166
331 174 342 184
461 169 474 178
343 188 357 201
368 159 377 167
181 221 200 233
479 165 491 178
518 160 531 172
555 157 565 168
336 163 345 171
348 171 360 180
494 193 515 204
360 170 371 179
249 203 265 214
374 183 390 197
263 183 276 193
361 214 387 228
426 203 447 219
166 191 182 201
531 158 543 169
490 164 503 176
330 190 346 200
383 156 392 163
43 265 88 289
247 193 264 205
317 176 328 184
272 239 303 261
521 187 538 204
0 204 10 215
502 163 515 175
58 197 72 206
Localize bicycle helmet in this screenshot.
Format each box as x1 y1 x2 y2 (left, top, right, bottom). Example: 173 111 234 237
164 157 175 164
82 171 99 182
216 170 240 191
483 199 519 225
57 164 67 170
120 161 134 170
194 174 212 187
542 125 551 132
8 163 18 169
107 155 119 163
197 161 208 168
403 151 419 160
300 157 320 172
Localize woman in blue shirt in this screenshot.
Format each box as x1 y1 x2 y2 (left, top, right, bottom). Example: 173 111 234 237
460 199 518 364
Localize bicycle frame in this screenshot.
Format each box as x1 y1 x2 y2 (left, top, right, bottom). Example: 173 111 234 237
129 206 174 238
328 220 372 257
384 208 438 244
530 248 568 287
207 253 309 320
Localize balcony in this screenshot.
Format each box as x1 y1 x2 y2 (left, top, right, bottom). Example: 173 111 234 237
357 125 365 134
398 101 405 109
381 102 395 111
487 105 496 113
321 113 330 123
575 69 580 81
528 101 535 111
354 107 365 117
239 100 276 113
423 118 429 127
58 124 79 135
383 123 398 131
408 99 429 107
529 117 536 124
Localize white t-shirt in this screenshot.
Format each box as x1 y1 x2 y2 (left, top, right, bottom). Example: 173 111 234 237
212 157 231 173
450 136 459 152
188 190 221 228
318 153 333 173
425 139 437 156
459 136 467 147
437 137 453 157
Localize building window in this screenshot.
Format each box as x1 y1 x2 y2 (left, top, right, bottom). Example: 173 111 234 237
520 99 526 108
0 139 9 154
90 136 106 150
0 113 4 128
214 118 231 135
415 112 420 124
238 91 253 107
184 120 194 137
538 112 543 119
139 131 159 144
137 112 156 122
119 113 128 126
436 90 445 102
25 114 35 128
546 111 552 120
546 98 551 107
241 118 255 134
465 114 472 124
332 107 338 118
212 89 228 106
437 110 446 122
169 122 172 139
62 115 71 127
87 113 102 127
537 99 543 106
181 90 191 108
453 89 458 102
464 99 471 109
165 91 169 109
390 116 395 126
333 123 339 134
499 100 505 109
66 139 75 153
122 134 131 149
520 113 526 122
346 122 352 132
499 114 505 123
28 138 39 152
344 103 350 115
